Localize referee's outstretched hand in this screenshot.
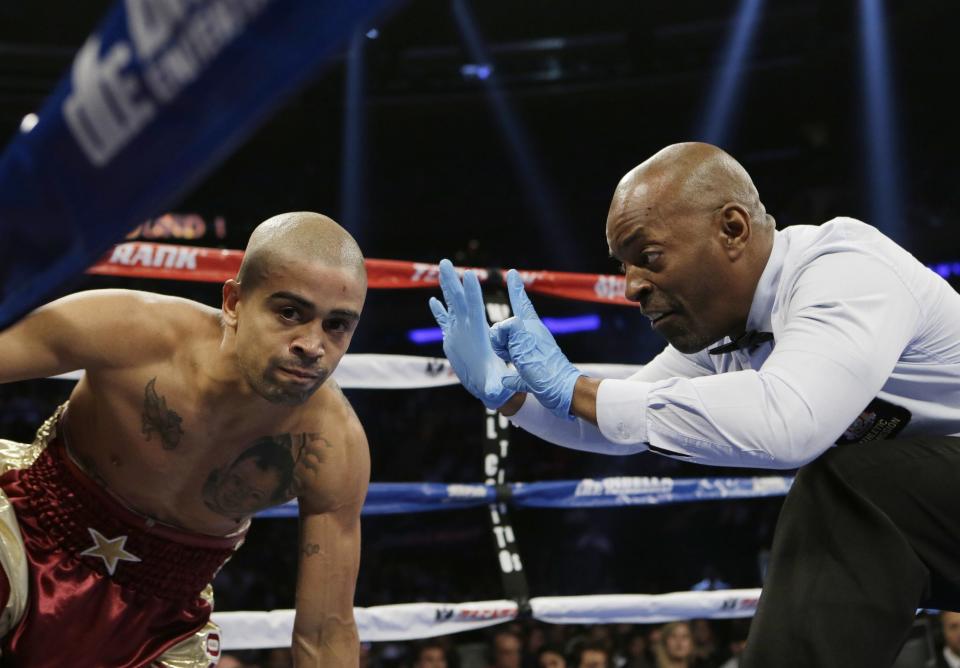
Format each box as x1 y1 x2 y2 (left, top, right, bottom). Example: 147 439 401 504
495 269 583 419
428 259 516 410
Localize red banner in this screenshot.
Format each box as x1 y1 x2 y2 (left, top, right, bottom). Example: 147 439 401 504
86 242 636 307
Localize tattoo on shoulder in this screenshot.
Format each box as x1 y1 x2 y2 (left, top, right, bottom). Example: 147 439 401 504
201 432 328 520
141 377 185 450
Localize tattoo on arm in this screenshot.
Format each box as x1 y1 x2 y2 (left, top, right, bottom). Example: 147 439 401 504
291 434 332 496
141 377 184 450
301 542 321 558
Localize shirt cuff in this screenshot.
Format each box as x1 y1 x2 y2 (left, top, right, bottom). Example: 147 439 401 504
596 378 651 445
506 393 550 429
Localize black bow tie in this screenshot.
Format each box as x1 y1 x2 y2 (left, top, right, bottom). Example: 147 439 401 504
708 330 774 355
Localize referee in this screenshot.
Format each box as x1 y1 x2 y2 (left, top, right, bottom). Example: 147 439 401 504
429 142 960 668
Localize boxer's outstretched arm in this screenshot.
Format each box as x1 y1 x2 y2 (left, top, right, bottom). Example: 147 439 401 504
291 401 369 666
0 289 190 383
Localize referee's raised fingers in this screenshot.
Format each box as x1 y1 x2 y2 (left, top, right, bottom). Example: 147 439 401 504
438 259 467 316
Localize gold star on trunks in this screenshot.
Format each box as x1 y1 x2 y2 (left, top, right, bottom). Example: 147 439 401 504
80 528 142 576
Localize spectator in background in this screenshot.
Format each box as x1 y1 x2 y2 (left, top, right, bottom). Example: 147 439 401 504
654 622 695 668
537 645 568 668
525 626 547 663
490 630 524 668
689 620 720 667
718 620 751 668
585 626 614 655
413 639 454 668
646 627 663 659
571 641 611 668
938 611 960 668
620 630 654 668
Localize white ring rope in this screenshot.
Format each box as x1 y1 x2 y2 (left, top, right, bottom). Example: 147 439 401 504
214 589 762 648
49 355 641 389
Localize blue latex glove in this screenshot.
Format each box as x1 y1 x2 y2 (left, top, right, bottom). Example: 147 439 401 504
492 269 582 419
428 259 516 410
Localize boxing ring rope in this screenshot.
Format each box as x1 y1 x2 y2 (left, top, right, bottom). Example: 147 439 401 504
216 590 764 648
86 241 634 305
70 243 783 648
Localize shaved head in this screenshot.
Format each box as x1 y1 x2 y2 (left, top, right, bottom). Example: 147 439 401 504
606 143 776 353
223 212 367 405
610 142 773 236
237 212 366 291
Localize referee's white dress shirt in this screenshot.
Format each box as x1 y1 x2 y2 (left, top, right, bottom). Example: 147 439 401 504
509 217 960 469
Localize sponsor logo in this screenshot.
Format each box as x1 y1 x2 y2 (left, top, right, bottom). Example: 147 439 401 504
108 243 198 270
843 410 877 441
574 477 674 497
435 606 515 622
64 0 273 166
751 477 792 494
425 358 455 377
593 274 626 300
697 477 790 497
720 597 760 612
446 484 488 499
206 633 221 657
411 263 489 283
127 213 227 241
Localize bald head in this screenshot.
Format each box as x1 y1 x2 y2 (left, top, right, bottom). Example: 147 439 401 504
605 144 777 353
610 142 773 234
237 212 366 291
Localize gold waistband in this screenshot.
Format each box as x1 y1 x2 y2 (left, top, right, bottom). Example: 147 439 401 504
0 403 65 477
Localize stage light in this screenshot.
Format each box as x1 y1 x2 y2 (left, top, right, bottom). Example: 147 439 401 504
696 0 765 146
408 313 602 345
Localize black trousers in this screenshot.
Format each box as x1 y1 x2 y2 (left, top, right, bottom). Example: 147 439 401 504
741 435 960 668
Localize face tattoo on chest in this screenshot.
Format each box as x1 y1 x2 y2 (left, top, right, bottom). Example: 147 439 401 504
201 432 331 521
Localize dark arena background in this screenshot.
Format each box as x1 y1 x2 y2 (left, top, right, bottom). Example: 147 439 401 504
2 1 959 667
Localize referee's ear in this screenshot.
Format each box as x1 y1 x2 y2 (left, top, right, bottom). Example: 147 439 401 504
717 201 752 260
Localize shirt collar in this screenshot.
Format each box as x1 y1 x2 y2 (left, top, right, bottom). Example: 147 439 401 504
745 230 786 333
946 647 960 668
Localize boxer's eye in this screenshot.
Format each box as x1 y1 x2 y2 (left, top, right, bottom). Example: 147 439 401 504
325 318 350 334
278 306 302 322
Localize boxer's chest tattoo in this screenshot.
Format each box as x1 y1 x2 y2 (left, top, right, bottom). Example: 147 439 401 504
141 377 184 449
201 432 332 521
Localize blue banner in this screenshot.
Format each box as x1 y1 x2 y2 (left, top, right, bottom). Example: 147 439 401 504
255 476 794 518
0 0 398 329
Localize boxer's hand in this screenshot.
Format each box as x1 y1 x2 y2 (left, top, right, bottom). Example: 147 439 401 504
429 259 517 410
498 269 582 419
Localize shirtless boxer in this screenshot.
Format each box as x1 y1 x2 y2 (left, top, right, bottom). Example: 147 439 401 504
0 212 369 666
